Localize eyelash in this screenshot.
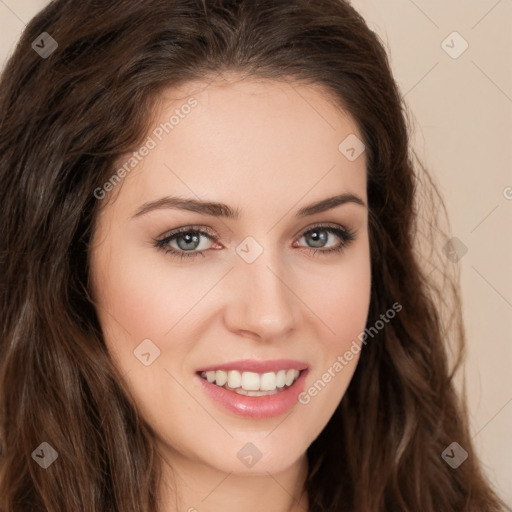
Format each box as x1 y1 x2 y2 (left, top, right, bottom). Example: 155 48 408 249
154 223 356 261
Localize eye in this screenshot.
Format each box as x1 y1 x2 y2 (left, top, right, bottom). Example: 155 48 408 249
294 224 356 257
154 226 217 260
154 223 356 261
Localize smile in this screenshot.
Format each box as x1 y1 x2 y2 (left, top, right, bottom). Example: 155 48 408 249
199 369 302 396
195 360 309 418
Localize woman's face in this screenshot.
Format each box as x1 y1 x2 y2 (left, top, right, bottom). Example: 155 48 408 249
89 75 371 477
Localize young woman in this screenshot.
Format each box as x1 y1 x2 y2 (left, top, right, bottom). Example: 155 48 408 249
0 0 507 511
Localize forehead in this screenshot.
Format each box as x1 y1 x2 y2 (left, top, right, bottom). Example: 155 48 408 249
108 75 367 216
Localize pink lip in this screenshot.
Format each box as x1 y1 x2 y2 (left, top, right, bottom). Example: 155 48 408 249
195 368 309 419
196 359 309 373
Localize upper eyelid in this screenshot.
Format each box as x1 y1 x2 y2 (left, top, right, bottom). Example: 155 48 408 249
157 225 216 241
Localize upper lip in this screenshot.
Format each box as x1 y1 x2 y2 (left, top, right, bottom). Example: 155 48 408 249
196 359 309 374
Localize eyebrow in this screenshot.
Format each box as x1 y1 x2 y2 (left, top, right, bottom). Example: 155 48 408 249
132 192 366 220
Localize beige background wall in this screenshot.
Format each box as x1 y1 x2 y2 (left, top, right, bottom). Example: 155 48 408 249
1 0 510 505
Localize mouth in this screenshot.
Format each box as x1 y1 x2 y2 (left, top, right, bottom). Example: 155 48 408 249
198 368 303 396
195 360 309 418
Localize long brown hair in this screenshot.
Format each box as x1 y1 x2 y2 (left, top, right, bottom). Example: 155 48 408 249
0 0 507 510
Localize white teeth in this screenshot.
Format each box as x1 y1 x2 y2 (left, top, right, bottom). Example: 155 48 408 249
276 369 286 388
200 368 302 392
260 372 276 391
227 370 241 389
246 389 279 396
215 370 227 386
285 369 297 386
241 371 260 391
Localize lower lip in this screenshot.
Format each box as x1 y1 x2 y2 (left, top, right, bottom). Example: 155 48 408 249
195 370 309 419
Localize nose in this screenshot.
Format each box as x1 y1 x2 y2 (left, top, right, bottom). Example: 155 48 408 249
222 251 301 341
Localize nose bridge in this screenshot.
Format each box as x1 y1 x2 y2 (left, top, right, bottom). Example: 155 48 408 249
224 241 299 338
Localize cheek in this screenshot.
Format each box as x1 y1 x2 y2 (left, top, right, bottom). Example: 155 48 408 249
316 270 370 338
296 238 371 409
297 273 370 441
94 242 208 337
302 238 372 347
